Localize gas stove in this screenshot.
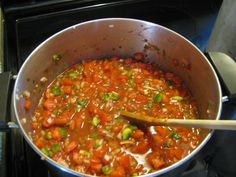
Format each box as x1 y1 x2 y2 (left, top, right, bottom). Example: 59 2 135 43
1 0 236 177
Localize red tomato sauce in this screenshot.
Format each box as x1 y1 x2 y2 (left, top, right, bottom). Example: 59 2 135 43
31 55 202 176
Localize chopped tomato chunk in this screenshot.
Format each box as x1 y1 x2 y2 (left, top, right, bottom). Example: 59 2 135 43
62 86 72 94
24 99 31 110
35 137 44 149
131 140 149 154
90 158 102 174
65 141 78 153
110 166 125 177
118 155 130 170
43 99 56 111
60 79 73 86
52 128 62 141
134 52 144 60
132 129 144 139
146 152 165 170
53 118 68 126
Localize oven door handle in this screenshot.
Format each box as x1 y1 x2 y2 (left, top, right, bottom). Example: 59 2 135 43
0 71 18 131
0 121 19 131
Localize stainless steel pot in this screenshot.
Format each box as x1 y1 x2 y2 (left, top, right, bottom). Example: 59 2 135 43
3 18 236 176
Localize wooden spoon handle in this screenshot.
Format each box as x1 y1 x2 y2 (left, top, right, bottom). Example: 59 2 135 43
120 111 236 130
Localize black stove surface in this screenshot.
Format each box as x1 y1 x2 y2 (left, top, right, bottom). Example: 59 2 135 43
2 0 236 177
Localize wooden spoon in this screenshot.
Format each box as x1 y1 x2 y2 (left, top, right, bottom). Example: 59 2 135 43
120 111 236 130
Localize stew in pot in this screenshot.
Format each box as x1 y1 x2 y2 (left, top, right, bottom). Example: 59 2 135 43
30 54 202 176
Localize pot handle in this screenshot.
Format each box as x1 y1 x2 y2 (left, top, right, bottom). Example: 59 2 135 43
0 121 10 131
205 52 236 102
0 71 16 131
0 121 19 131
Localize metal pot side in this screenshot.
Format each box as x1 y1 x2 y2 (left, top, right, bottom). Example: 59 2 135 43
13 18 222 177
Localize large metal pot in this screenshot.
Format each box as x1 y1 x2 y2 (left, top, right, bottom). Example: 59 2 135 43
9 18 233 176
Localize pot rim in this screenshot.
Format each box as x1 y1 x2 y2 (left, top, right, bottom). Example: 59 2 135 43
13 17 222 177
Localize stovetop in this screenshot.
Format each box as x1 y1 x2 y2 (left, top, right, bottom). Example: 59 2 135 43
2 0 236 177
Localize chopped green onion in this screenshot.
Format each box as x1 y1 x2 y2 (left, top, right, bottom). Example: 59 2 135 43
129 125 138 131
65 104 71 110
93 139 102 149
79 99 88 108
72 86 80 92
114 117 125 123
51 144 60 153
53 108 62 115
105 125 112 131
79 150 87 155
79 150 91 157
51 87 61 96
58 127 67 138
121 127 133 140
72 96 78 103
163 142 171 148
91 116 100 126
144 79 149 85
90 131 98 138
171 96 183 101
102 165 112 176
75 104 82 112
41 147 51 157
49 151 53 157
109 92 119 101
166 80 172 87
144 102 153 110
132 173 138 177
127 70 133 78
77 66 84 74
153 92 162 103
75 98 88 111
68 71 78 78
102 92 119 102
102 93 110 102
44 131 52 140
131 160 137 167
61 93 68 99
128 79 135 87
52 54 62 61
169 131 181 140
